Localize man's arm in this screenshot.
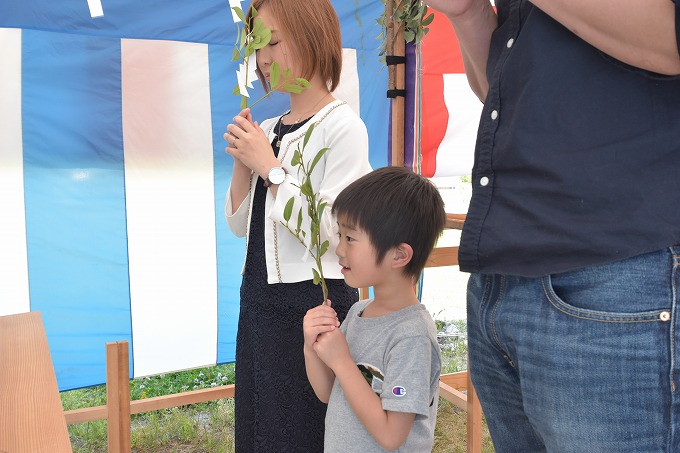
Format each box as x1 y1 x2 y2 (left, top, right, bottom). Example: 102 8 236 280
531 0 680 75
314 329 416 451
426 0 498 101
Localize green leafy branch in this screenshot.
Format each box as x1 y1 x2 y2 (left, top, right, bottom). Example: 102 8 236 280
231 6 311 109
281 123 331 303
376 0 434 63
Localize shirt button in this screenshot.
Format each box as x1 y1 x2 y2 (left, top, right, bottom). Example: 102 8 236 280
480 176 490 187
491 110 498 120
507 38 515 48
660 311 671 321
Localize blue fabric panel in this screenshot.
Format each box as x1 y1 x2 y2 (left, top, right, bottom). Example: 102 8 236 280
1 0 231 44
335 0 389 168
22 29 133 390
210 43 243 365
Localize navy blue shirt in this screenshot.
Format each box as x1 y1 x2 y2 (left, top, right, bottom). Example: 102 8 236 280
459 0 680 277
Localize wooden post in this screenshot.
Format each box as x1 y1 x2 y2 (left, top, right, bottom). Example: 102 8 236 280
386 0 395 92
385 0 405 167
391 21 405 168
466 369 483 453
106 341 131 453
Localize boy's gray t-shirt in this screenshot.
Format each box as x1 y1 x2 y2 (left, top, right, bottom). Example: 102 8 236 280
324 299 441 452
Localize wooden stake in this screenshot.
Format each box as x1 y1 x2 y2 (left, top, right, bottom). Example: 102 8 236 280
106 341 131 453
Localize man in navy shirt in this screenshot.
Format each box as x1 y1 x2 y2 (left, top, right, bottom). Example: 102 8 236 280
428 0 680 451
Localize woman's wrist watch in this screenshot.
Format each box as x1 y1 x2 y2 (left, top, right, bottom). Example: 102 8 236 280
264 166 286 188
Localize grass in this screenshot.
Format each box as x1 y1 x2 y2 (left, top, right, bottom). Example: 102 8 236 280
61 319 493 452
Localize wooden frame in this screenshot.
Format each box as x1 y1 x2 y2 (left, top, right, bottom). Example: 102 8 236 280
64 213 482 453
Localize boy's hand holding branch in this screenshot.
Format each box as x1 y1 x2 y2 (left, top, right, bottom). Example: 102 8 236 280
303 301 341 403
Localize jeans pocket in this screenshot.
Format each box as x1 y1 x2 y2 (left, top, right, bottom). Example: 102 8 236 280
542 273 672 323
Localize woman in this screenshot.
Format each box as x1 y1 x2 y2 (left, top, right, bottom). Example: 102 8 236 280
224 0 372 450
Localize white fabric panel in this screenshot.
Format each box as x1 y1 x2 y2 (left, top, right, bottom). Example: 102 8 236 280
0 28 30 316
433 73 482 178
122 39 218 377
333 48 360 116
86 0 104 17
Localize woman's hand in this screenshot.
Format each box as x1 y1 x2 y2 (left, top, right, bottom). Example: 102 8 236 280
225 108 280 179
224 108 252 170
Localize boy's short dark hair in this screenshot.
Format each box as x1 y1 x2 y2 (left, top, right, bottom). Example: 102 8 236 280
332 166 446 280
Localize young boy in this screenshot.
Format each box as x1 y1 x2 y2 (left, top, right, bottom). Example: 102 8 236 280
303 166 446 452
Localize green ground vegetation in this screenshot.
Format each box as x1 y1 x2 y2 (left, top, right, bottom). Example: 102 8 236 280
61 319 493 452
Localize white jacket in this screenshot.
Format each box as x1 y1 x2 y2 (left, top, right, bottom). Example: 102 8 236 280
225 100 372 284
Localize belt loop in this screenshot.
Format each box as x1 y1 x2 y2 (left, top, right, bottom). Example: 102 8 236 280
670 245 680 266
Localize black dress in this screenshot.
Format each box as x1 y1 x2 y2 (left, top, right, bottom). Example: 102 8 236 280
234 117 358 453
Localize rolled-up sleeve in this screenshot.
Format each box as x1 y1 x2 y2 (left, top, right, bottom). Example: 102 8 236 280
225 185 249 238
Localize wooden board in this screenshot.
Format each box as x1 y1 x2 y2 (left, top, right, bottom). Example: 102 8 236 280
0 312 72 453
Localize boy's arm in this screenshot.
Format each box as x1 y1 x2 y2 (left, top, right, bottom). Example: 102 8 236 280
315 329 416 451
303 303 341 403
303 345 336 403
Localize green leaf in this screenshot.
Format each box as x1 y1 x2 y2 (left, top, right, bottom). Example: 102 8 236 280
308 147 330 175
231 48 241 61
281 84 306 94
415 29 424 44
422 12 434 26
312 268 320 285
300 180 313 197
270 62 281 87
291 150 301 167
294 78 312 89
318 201 327 214
249 18 271 51
232 84 241 96
303 123 316 149
283 197 295 222
238 27 247 49
234 25 242 48
296 208 303 231
251 16 264 35
232 6 246 23
319 240 329 257
240 96 248 109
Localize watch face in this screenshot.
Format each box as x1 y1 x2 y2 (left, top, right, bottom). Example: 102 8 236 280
269 167 286 185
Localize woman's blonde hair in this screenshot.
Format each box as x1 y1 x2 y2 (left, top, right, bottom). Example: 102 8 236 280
247 0 343 92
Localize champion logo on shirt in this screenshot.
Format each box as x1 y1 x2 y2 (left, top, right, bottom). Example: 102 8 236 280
392 386 406 397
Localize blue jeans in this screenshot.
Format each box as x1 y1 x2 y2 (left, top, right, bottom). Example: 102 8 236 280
467 246 680 452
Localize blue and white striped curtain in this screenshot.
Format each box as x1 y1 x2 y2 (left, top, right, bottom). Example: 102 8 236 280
0 0 388 390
